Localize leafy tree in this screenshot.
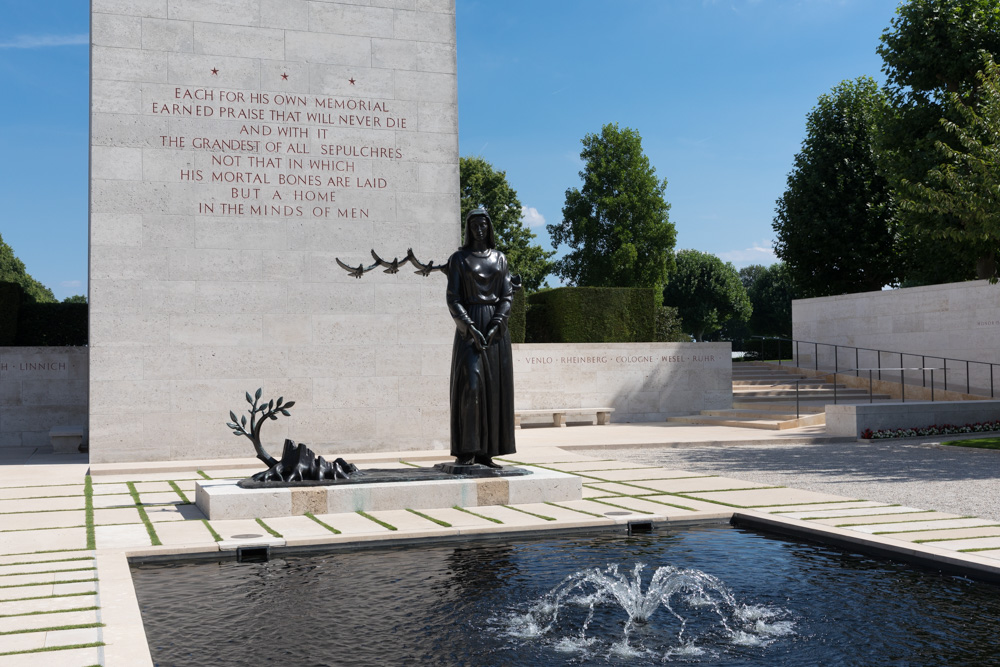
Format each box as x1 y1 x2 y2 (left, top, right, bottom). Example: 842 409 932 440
662 250 751 342
63 295 87 303
772 77 899 297
0 232 55 303
898 52 1000 281
654 306 688 342
459 156 555 292
548 123 676 288
877 0 1000 283
741 263 795 336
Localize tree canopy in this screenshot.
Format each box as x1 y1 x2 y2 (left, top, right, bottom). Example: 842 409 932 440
459 156 555 292
662 250 751 342
877 0 1000 283
772 76 899 297
898 52 1000 281
741 263 795 337
0 233 55 303
548 123 676 289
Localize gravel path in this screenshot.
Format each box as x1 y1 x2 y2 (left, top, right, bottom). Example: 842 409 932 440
609 439 1000 522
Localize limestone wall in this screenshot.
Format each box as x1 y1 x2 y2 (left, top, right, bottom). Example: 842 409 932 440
793 281 1000 397
90 0 459 463
0 348 88 452
513 343 732 422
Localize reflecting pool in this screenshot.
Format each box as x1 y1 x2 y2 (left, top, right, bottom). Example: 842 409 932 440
131 525 1000 665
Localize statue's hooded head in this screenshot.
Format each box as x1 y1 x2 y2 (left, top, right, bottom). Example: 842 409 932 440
462 207 496 250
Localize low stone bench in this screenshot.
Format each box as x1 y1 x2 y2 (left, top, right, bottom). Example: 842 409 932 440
50 426 85 454
515 408 615 429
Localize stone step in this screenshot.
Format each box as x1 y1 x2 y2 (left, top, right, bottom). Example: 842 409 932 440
733 388 872 397
733 380 842 388
667 412 826 430
731 392 892 402
731 402 825 413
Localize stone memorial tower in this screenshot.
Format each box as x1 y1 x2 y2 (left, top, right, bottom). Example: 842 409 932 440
89 0 459 463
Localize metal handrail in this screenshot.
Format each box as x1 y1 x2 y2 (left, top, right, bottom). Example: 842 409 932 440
749 337 997 399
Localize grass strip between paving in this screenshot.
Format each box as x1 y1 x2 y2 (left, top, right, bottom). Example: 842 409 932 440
503 505 556 521
452 506 502 524
201 520 223 542
0 641 105 657
545 502 604 518
0 605 99 619
0 567 96 578
406 508 451 527
84 477 95 550
0 557 93 568
255 518 282 538
196 470 211 480
0 578 97 590
304 513 341 534
357 511 396 531
0 622 104 636
587 498 654 515
168 481 191 504
126 482 162 546
0 591 96 603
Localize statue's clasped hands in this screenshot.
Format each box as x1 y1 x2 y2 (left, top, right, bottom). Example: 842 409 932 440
470 325 500 352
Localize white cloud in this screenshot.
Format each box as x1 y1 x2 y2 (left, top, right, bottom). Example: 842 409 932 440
717 242 777 266
0 34 89 49
521 206 546 227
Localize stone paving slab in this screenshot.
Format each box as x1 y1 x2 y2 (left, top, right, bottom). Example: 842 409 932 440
0 569 97 588
764 501 890 514
0 592 97 617
627 477 774 494
583 481 652 496
544 460 649 472
640 494 742 512
0 527 87 554
263 515 337 541
788 506 927 519
813 511 954 527
309 512 393 535
144 504 203 523
131 482 173 493
922 536 1000 551
0 608 99 634
455 505 551 527
0 558 95 576
136 491 185 505
0 497 82 513
418 507 501 528
583 469 712 482
889 526 1000 542
851 518 1000 534
153 520 219 549
92 494 137 509
365 509 450 533
91 483 132 495
0 645 102 667
94 508 143 526
0 550 93 568
687 488 854 507
207 518 278 544
1 510 85 531
0 485 83 501
95 524 151 550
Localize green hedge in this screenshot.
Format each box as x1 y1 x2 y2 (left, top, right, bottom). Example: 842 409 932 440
0 282 22 345
525 287 657 343
509 288 526 344
15 303 88 346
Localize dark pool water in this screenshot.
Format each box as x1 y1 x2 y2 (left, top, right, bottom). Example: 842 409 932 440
131 525 1000 666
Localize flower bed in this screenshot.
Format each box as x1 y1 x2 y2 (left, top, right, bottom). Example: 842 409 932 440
860 420 1000 440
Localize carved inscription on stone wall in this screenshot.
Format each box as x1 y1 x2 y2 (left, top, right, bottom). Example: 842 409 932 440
151 86 410 219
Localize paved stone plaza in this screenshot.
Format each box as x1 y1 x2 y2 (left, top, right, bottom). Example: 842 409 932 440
2 423 1000 665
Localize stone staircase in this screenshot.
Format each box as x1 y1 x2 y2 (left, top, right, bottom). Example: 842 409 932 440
667 362 891 430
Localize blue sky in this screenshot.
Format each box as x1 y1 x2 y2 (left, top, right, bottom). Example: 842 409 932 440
0 0 901 299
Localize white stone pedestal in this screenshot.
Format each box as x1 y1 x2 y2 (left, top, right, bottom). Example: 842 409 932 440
196 467 581 520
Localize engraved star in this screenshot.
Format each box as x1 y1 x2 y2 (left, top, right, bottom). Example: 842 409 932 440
211 68 219 75
348 77 356 85
281 73 289 80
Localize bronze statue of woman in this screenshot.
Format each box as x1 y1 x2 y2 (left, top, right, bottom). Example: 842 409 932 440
446 208 517 467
